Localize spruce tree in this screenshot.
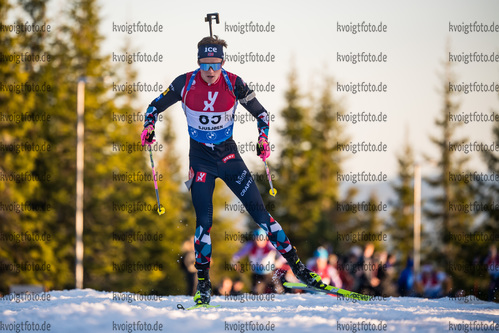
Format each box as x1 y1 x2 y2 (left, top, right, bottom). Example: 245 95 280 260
388 132 415 259
478 122 499 225
310 76 350 253
272 69 320 256
473 116 499 300
424 55 476 294
60 0 188 294
0 0 61 293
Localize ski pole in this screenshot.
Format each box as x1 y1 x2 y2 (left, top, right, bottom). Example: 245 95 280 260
264 160 277 197
148 146 165 215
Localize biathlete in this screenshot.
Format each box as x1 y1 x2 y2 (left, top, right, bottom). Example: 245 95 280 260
140 35 324 305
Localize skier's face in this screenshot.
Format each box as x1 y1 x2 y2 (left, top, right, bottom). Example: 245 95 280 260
316 258 327 270
255 238 268 248
198 57 224 85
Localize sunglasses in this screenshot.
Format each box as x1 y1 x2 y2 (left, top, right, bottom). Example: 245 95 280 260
199 62 223 71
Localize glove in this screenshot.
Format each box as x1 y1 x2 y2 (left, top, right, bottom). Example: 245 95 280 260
256 137 270 162
141 124 156 146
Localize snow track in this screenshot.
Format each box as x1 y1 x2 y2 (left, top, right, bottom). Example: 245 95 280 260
0 289 498 333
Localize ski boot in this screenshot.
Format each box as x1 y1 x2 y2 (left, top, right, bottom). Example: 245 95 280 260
193 267 211 305
283 249 326 289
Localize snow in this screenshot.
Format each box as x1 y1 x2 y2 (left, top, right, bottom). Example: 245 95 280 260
0 289 498 333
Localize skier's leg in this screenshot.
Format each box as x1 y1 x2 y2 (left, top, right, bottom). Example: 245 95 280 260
219 156 292 255
219 155 325 288
190 167 216 303
191 170 216 268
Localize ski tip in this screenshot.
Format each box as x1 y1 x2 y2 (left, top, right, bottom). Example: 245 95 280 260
283 282 373 301
283 282 305 288
178 303 221 310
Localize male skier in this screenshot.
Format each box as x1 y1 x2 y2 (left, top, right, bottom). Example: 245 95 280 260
141 35 324 305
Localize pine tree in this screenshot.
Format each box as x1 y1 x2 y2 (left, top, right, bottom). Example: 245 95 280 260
424 53 476 293
59 0 189 294
272 69 321 256
0 0 219 295
388 132 415 259
473 113 499 300
309 76 350 252
478 122 499 225
0 0 28 294
425 59 468 244
259 69 352 258
0 0 62 293
362 192 385 251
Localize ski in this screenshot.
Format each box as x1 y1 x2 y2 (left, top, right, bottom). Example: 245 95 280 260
283 282 373 301
177 303 221 310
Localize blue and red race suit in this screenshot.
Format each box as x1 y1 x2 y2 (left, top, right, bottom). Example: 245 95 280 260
144 68 292 268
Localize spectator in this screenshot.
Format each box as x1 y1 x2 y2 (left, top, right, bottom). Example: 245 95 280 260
231 278 245 296
328 254 344 289
180 236 197 296
375 252 399 297
231 228 286 294
337 254 356 291
307 247 342 288
484 244 499 301
357 243 378 295
415 263 447 298
214 276 234 296
398 257 414 296
339 248 362 291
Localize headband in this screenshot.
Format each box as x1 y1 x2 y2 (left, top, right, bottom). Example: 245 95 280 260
198 44 224 59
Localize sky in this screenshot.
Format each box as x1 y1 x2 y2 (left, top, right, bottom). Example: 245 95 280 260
50 0 499 181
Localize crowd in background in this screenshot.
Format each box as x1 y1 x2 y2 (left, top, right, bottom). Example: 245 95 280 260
180 233 499 301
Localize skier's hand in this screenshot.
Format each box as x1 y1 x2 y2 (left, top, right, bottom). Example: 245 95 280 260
141 124 156 146
256 137 270 162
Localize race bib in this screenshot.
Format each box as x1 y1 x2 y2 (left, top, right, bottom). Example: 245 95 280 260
184 107 234 143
